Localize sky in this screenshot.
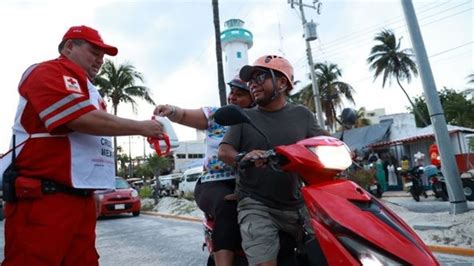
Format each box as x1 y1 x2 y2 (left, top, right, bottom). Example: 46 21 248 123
0 0 472 157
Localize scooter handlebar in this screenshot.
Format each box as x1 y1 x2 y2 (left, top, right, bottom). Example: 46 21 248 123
236 150 287 171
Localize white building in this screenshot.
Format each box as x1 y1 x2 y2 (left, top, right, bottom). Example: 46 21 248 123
462 88 474 102
173 139 205 173
364 108 386 125
379 113 418 141
221 18 253 83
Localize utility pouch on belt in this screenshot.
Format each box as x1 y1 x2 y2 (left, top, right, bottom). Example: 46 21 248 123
3 135 19 203
15 177 43 199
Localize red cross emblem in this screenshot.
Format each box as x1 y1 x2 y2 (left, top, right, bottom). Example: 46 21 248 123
63 75 81 93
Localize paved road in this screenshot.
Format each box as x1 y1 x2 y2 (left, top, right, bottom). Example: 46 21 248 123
96 214 208 265
0 214 209 266
382 194 474 213
0 213 473 265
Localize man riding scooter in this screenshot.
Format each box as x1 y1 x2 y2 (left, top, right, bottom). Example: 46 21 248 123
218 55 329 266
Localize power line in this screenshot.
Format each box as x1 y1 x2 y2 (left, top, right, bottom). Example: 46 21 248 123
429 41 474 58
319 0 454 47
302 6 473 64
317 2 471 57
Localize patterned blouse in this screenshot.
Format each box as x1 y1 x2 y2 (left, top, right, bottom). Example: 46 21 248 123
200 107 238 183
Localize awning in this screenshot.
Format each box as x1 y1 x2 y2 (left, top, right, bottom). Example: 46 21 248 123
367 125 474 149
332 120 392 153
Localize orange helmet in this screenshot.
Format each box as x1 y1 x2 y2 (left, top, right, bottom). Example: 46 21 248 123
240 55 294 90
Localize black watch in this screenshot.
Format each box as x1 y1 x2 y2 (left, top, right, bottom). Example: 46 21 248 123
235 152 247 163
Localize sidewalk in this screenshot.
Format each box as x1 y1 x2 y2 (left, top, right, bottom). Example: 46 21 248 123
382 191 474 256
382 190 411 197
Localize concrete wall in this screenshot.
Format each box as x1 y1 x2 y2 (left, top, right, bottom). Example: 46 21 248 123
173 139 205 172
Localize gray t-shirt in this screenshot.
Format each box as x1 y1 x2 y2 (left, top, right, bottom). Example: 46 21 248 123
221 103 326 209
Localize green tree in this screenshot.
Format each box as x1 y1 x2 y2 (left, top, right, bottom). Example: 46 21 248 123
130 154 173 180
115 146 130 177
411 88 474 128
469 137 474 152
467 73 474 86
289 62 355 131
94 59 155 173
367 29 428 127
355 107 372 128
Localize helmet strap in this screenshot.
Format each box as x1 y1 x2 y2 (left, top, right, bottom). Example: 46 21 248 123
256 69 286 107
269 69 280 101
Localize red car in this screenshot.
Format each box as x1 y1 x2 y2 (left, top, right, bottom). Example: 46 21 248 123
95 177 141 217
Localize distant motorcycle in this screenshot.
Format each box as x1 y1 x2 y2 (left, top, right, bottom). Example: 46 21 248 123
402 166 428 202
366 177 383 198
460 170 474 201
424 164 448 201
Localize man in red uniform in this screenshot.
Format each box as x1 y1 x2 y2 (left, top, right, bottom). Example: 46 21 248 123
0 25 164 265
429 142 441 168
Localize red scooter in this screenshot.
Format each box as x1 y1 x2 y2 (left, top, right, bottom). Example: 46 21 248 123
212 105 439 265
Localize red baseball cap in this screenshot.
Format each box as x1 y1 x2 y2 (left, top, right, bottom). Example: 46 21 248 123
62 25 118 56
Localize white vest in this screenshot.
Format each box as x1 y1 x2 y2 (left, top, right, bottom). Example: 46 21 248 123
0 71 115 189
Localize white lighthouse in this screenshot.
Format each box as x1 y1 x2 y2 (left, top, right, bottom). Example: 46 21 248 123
220 18 253 82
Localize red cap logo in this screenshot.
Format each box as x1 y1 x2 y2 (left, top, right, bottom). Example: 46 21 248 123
62 25 118 56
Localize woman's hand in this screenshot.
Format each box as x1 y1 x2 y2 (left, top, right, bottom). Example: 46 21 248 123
154 104 176 117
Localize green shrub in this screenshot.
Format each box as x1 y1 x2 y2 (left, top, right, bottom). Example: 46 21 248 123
139 185 153 198
181 191 195 201
347 168 375 188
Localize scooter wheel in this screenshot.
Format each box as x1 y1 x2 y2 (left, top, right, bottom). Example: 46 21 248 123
410 190 420 202
462 179 474 201
440 191 449 201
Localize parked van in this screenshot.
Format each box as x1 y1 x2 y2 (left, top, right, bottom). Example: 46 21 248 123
178 166 202 196
158 173 182 197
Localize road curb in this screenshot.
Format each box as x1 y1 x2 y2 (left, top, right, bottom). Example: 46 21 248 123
143 211 474 257
142 211 201 222
428 245 474 257
382 194 411 198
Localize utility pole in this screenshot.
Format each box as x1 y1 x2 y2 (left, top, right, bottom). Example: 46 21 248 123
401 0 468 214
212 0 227 107
289 0 325 128
128 136 133 178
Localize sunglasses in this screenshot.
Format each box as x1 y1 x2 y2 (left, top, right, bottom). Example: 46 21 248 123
248 72 271 86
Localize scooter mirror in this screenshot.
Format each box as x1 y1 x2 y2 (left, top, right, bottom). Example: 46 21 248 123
341 108 357 126
214 104 272 148
214 104 251 126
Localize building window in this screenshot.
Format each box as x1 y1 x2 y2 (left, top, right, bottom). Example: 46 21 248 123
176 154 186 159
236 51 242 59
188 154 204 159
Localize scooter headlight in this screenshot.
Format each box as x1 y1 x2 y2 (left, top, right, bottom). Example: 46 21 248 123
307 145 352 170
338 236 403 265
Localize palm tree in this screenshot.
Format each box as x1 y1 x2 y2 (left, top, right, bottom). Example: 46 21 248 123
367 29 428 127
467 73 474 85
212 0 227 106
290 62 355 131
94 59 156 173
355 107 372 128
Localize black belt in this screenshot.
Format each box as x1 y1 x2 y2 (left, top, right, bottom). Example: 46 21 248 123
42 180 93 197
